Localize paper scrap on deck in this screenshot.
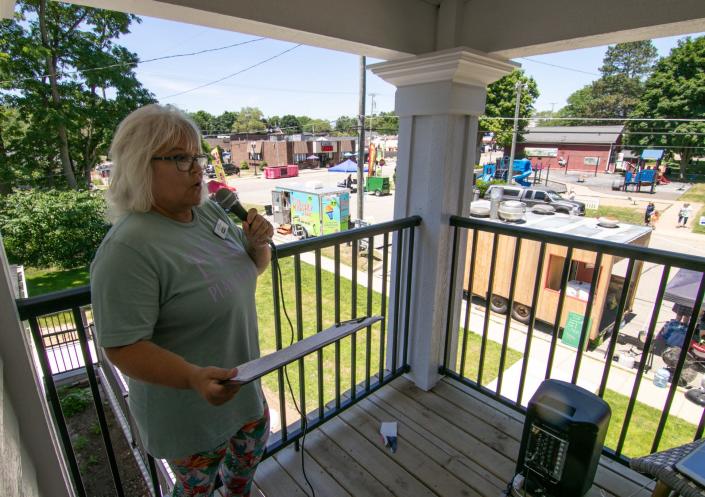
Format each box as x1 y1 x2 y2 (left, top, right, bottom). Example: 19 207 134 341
380 421 398 453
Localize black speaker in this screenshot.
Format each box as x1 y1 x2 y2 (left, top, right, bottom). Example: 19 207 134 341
515 379 611 496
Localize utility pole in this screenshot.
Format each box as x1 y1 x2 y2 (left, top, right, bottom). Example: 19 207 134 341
507 81 523 183
357 56 366 223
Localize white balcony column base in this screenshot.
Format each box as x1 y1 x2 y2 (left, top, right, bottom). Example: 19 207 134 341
370 48 516 391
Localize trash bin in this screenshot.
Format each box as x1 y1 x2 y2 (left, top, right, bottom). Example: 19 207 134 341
264 204 273 216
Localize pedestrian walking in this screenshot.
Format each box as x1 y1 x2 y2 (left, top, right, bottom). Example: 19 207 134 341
677 202 692 228
644 202 655 226
650 210 660 229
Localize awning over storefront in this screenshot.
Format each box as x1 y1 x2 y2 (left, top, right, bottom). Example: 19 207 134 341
293 141 309 154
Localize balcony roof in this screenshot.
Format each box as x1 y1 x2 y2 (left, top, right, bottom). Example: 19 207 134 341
4 1 705 60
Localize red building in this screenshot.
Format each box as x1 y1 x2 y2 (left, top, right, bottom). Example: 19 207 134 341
517 125 624 173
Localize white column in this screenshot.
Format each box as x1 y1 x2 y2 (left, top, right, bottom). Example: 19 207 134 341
370 48 516 390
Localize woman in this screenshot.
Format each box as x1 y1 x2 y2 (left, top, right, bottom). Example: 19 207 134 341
91 104 274 497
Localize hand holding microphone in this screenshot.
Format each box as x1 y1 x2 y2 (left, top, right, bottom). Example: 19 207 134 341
214 188 273 247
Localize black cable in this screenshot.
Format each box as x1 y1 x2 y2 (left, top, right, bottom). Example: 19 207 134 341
269 242 316 497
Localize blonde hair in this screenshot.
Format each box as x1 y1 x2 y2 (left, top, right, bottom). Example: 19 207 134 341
107 104 203 222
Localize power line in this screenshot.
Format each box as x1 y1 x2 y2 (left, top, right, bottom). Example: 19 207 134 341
0 38 266 86
516 57 600 77
159 44 302 99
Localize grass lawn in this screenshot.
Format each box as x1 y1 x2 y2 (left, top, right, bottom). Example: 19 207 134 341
678 183 705 234
25 266 90 296
22 255 520 418
455 330 523 385
585 206 644 225
603 389 698 458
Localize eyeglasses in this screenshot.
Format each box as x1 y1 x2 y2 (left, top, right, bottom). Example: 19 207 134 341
151 154 208 172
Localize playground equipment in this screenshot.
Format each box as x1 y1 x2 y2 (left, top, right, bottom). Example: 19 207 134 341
623 168 657 193
479 157 533 186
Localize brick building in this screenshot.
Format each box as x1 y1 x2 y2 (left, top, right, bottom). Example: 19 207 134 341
227 136 357 169
517 125 624 173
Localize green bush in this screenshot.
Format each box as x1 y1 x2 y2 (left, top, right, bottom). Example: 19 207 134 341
240 160 249 170
475 178 506 198
0 189 108 269
59 387 92 417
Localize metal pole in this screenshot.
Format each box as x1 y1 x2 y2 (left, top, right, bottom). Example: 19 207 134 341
357 55 366 223
507 81 522 183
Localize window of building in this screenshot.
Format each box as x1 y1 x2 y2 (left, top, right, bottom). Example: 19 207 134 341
294 153 308 162
545 256 599 302
249 152 262 161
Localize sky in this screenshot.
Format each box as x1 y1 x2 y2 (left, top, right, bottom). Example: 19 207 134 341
117 16 703 124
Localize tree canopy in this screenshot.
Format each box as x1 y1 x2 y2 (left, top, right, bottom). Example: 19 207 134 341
231 106 266 133
558 41 658 124
481 69 539 149
626 36 705 179
0 0 154 191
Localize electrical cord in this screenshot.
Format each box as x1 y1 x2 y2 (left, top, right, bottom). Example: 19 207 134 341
270 242 316 497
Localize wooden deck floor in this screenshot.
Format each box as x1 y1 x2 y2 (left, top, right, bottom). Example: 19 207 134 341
251 377 654 497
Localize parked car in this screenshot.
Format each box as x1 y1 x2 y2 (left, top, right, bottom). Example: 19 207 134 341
205 164 216 178
484 185 585 215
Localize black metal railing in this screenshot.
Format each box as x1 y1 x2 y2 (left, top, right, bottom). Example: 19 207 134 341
14 215 420 497
442 215 705 465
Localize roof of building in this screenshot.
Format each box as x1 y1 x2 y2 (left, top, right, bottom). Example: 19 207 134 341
521 126 624 145
641 149 664 160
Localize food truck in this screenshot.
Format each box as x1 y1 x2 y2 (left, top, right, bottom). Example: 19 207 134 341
464 210 652 344
271 183 350 238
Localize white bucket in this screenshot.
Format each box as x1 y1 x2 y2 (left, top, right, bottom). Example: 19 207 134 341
618 355 635 369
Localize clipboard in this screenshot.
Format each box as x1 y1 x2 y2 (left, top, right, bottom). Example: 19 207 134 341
227 316 382 385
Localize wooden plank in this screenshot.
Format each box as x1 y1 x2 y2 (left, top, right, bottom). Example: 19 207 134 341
367 392 508 496
304 428 393 497
254 456 309 497
442 378 655 497
318 416 437 497
339 401 481 497
372 380 516 482
389 378 520 460
272 444 352 497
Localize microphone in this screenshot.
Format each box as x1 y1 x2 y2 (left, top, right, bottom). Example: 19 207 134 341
214 187 274 249
214 188 249 222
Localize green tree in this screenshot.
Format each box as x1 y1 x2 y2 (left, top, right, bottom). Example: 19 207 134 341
189 110 216 134
559 40 658 124
0 190 108 268
0 1 154 190
213 111 237 134
334 115 357 135
481 70 539 149
600 41 658 79
365 111 398 135
301 118 332 134
280 114 302 133
532 109 563 127
232 107 266 133
626 36 705 180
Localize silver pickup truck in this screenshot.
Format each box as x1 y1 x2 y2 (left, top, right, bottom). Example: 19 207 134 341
485 185 586 215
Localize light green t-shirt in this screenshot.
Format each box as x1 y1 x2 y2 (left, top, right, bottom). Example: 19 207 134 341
90 201 264 459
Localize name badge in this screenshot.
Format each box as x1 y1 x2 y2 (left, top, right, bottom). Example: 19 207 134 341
214 219 229 239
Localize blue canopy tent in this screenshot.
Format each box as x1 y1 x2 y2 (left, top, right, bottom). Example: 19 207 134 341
641 149 664 161
664 269 704 310
328 159 367 173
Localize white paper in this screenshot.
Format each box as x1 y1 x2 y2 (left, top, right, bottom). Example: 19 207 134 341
380 421 397 438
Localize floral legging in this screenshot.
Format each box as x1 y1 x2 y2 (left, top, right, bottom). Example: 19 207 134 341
168 407 270 497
